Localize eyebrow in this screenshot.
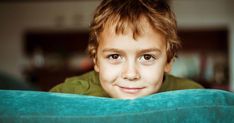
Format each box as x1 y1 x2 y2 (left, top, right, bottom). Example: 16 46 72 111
136 48 162 54
102 48 162 54
102 48 124 54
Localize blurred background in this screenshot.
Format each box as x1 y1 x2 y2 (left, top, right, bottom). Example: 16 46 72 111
0 0 233 92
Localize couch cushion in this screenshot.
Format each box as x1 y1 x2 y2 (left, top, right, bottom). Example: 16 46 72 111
0 89 233 123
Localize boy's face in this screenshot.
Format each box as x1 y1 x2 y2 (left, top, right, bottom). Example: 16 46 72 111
94 21 171 99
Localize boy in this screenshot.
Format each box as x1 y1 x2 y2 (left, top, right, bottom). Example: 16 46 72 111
50 0 203 99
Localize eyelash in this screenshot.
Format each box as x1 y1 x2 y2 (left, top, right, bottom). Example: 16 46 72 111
107 54 121 60
106 54 123 64
139 54 157 64
141 54 156 60
106 54 157 65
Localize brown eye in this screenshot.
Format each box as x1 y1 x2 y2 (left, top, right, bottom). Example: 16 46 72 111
139 54 156 65
110 54 120 59
143 54 152 60
107 54 121 60
107 54 122 64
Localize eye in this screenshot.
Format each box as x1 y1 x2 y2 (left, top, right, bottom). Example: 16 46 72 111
139 54 156 65
106 54 123 64
108 54 120 60
143 54 153 60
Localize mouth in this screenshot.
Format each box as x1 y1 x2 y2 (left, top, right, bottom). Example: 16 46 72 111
117 86 146 94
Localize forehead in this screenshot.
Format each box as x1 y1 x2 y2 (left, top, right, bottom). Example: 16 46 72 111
99 18 166 51
103 16 165 38
101 16 164 40
104 16 146 37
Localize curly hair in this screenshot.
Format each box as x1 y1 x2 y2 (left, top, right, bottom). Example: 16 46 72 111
88 0 180 63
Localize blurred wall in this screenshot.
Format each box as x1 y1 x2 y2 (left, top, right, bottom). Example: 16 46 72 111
0 1 100 80
0 0 233 90
171 0 234 91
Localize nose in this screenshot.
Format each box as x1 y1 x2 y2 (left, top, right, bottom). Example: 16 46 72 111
122 60 140 81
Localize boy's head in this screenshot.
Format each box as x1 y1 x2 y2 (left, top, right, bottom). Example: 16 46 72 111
88 0 180 99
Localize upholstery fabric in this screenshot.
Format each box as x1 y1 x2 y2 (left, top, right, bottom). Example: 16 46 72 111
0 89 233 123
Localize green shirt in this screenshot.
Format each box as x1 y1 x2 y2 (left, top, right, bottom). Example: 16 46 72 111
50 71 203 97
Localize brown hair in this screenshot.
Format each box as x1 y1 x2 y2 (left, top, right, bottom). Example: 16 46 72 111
88 0 180 63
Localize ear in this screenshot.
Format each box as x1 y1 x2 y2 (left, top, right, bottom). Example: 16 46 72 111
164 60 173 73
93 57 99 72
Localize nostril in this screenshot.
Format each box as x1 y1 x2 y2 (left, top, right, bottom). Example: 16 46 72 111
122 61 140 80
122 72 140 81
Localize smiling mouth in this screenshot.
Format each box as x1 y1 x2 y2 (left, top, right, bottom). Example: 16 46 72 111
118 86 146 94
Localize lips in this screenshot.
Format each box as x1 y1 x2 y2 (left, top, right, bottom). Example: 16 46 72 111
118 86 145 94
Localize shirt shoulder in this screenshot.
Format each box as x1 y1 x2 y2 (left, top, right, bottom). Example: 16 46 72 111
49 71 108 97
159 74 203 92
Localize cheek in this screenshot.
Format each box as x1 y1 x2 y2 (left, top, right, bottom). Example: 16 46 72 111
140 62 166 84
98 61 122 83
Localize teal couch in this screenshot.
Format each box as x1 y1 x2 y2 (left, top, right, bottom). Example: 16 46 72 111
0 89 233 123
